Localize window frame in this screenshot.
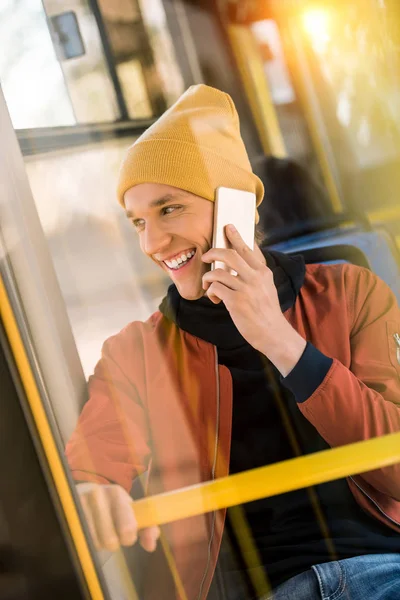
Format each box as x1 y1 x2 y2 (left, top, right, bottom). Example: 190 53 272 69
17 120 154 156
12 0 199 156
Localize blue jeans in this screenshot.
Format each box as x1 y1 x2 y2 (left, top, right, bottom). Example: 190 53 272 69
265 554 400 600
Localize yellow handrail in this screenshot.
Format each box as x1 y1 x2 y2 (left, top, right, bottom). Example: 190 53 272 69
0 276 105 600
133 431 400 528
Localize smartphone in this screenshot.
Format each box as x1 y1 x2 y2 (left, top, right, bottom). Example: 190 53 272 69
211 187 256 273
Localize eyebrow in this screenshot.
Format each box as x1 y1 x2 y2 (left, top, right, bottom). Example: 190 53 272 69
125 193 185 219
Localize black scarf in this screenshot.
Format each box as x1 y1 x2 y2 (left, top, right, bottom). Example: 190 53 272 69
159 249 305 351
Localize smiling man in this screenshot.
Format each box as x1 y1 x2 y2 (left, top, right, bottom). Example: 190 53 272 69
124 184 214 301
66 85 400 600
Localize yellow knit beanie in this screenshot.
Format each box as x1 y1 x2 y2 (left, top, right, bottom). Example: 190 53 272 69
117 84 264 221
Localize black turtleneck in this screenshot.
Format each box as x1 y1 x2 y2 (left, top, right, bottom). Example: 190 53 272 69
159 249 399 598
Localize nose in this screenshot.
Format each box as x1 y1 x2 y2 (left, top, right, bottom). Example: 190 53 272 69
141 221 172 257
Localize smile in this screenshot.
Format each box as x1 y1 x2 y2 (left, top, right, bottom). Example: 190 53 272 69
164 249 196 270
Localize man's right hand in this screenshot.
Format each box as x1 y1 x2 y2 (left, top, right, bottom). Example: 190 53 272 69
76 482 160 553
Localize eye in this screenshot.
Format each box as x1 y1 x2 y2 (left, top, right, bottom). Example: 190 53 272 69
162 205 181 215
131 205 181 231
132 219 145 231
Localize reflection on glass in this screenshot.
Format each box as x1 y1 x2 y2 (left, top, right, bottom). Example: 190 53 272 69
138 0 185 107
298 0 400 217
116 60 152 119
0 0 122 128
252 19 295 106
250 17 323 173
97 0 184 119
47 0 121 124
24 138 167 376
0 0 76 128
0 0 184 129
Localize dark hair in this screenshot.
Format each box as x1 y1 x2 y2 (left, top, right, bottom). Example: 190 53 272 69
254 223 265 246
253 157 333 236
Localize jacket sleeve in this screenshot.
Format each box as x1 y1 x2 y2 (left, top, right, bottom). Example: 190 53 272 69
65 326 151 493
282 266 400 501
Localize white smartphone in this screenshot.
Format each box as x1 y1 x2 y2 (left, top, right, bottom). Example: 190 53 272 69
211 187 256 273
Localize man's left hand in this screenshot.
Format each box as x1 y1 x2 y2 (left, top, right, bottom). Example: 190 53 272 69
201 225 306 376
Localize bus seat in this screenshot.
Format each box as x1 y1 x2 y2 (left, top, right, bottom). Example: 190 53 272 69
270 227 400 304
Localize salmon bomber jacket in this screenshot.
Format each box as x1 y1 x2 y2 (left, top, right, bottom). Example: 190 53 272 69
66 262 400 600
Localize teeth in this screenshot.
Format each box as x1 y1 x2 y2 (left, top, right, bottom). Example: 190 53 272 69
164 250 196 270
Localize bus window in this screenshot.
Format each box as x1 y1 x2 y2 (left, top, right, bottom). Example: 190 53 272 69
0 0 120 127
249 14 342 213
23 136 169 377
0 0 185 129
0 0 186 377
281 0 400 235
96 0 185 118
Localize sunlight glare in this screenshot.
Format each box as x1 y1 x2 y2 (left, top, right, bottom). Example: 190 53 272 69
302 8 331 52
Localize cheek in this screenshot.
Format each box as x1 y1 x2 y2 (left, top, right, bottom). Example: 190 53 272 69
138 236 146 255
197 258 211 283
204 205 214 236
194 213 213 246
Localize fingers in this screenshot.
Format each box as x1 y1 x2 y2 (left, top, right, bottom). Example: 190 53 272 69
208 294 223 304
139 526 160 553
206 281 234 305
79 491 101 550
202 268 240 292
202 225 262 276
202 248 250 278
77 483 161 554
109 487 159 552
225 224 264 269
109 485 138 547
87 486 120 552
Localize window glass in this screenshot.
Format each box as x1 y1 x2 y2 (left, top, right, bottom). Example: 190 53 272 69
0 0 77 128
24 138 167 377
0 0 184 130
43 0 121 124
138 0 185 106
249 17 325 179
93 0 185 120
252 19 295 106
290 0 400 223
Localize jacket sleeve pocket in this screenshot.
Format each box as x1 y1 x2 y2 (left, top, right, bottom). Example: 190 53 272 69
386 321 400 379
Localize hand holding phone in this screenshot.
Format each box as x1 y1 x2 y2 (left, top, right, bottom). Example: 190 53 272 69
211 187 256 274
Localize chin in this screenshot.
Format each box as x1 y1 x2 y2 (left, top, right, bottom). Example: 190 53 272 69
176 285 203 301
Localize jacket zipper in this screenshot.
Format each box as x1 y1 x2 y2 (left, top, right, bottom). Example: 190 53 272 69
349 476 400 527
393 333 400 365
197 347 220 600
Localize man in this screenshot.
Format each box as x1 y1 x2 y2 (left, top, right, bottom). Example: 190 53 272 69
66 85 400 600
